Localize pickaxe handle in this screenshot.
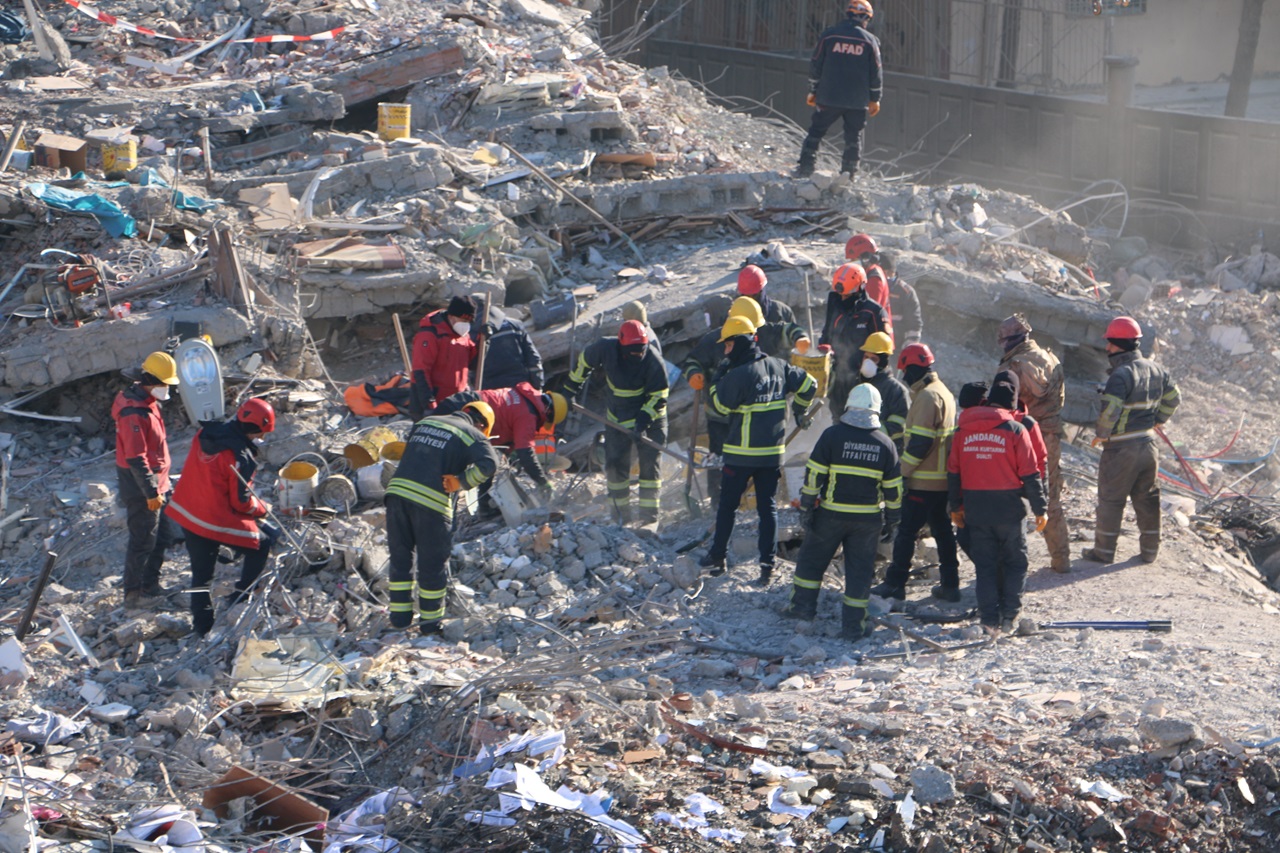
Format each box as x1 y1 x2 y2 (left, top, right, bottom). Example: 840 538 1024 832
571 402 712 470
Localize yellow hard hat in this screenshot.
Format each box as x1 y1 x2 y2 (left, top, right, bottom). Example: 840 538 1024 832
141 351 179 385
727 296 765 330
861 331 895 355
719 315 757 342
462 401 496 436
547 391 568 425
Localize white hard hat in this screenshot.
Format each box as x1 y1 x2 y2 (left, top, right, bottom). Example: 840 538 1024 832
846 383 882 413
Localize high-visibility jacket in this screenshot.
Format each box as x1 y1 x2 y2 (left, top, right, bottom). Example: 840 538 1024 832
710 349 816 466
900 371 955 492
858 370 910 452
947 405 1045 520
801 417 902 518
411 310 477 410
385 414 498 520
999 338 1064 427
564 337 669 429
1096 351 1180 442
112 383 170 500
166 420 267 548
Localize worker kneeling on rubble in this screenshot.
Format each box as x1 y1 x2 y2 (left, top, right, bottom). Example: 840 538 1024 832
166 399 278 637
947 372 1045 634
114 351 181 609
385 402 499 635
563 320 669 526
1084 316 1181 565
786 384 901 640
701 315 817 584
435 384 568 507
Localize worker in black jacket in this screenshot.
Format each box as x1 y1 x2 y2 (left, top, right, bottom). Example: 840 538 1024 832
786 383 901 639
384 403 498 634
854 331 909 452
702 316 817 584
796 0 882 177
879 252 922 345
737 266 811 357
471 299 544 390
820 262 889 412
564 320 670 526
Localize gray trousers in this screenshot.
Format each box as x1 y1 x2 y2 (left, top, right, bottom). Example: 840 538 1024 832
1093 438 1160 561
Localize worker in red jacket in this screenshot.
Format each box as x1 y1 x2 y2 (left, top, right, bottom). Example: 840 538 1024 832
167 399 278 636
113 351 180 609
947 371 1046 634
410 295 478 420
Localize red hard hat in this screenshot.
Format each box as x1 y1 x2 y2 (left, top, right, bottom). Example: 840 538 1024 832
845 233 878 260
832 263 867 296
619 319 649 347
897 342 935 371
1105 316 1142 340
737 265 767 296
237 397 276 434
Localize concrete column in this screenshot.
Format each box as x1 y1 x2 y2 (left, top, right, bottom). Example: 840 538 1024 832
1104 55 1139 108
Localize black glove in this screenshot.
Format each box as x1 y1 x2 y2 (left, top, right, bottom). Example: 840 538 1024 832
793 406 813 430
634 412 652 434
799 493 818 530
260 520 282 550
478 322 498 338
562 380 582 400
880 521 898 544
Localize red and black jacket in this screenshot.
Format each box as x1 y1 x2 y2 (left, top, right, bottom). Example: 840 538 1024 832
410 309 477 417
112 383 170 500
166 420 268 549
435 382 551 484
947 405 1045 522
819 292 889 376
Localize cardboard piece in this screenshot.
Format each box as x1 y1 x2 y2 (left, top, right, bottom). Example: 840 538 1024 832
239 183 299 230
34 134 87 173
203 766 328 849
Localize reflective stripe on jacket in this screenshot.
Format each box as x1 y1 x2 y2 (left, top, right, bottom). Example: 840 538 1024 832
566 337 669 428
385 413 498 520
801 419 902 516
166 421 265 548
1096 351 1180 441
711 352 817 466
900 372 956 492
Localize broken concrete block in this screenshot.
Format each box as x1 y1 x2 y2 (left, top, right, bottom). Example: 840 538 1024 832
1117 273 1153 311
1218 268 1252 293
1139 716 1203 749
909 765 956 804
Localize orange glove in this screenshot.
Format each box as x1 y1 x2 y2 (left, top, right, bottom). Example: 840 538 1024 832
794 338 811 355
442 475 463 493
146 495 165 512
806 93 817 107
688 372 705 391
867 101 881 117
1035 515 1048 533
950 510 965 529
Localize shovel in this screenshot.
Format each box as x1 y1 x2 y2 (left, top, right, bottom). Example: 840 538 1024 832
683 388 704 518
570 402 713 470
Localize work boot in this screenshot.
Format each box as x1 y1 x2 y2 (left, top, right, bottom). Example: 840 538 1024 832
123 590 154 610
930 584 961 603
840 605 872 641
752 561 774 588
1050 560 1071 574
699 552 727 577
1000 613 1021 634
780 585 819 620
1080 548 1113 564
793 161 815 179
614 505 633 526
638 509 660 528
1140 546 1159 564
870 581 905 602
419 619 442 637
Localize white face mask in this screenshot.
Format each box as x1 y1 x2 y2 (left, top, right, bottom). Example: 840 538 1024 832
151 385 171 401
252 436 266 446
860 357 878 379
452 321 472 337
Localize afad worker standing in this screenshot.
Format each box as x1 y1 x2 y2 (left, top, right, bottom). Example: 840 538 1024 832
113 351 180 608
786 384 901 639
820 262 889 413
796 0 882 178
410 296 478 420
563 320 669 526
166 399 278 636
1084 316 1180 565
702 315 817 584
384 403 498 635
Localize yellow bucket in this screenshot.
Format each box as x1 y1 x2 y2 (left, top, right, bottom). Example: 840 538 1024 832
791 350 832 399
380 441 405 463
278 461 320 509
102 138 137 173
344 426 398 468
377 103 411 141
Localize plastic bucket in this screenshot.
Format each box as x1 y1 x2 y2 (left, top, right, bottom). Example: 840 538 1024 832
102 138 137 173
377 103 411 141
379 441 406 487
357 463 387 500
344 426 397 468
278 461 320 509
527 291 576 330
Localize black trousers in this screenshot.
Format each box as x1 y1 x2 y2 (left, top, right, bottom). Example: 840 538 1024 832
604 417 667 522
885 489 960 588
799 107 868 173
386 494 452 629
969 522 1028 627
118 468 179 593
185 529 270 635
705 419 728 504
709 463 781 565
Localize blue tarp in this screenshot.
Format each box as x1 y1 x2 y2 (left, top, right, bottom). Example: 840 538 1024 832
26 183 136 238
139 168 218 213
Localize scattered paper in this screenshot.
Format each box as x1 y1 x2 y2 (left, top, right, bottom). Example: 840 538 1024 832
1077 778 1127 802
767 787 816 819
897 790 917 830
750 757 806 779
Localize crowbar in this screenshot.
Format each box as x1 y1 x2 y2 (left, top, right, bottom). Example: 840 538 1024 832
1039 619 1171 632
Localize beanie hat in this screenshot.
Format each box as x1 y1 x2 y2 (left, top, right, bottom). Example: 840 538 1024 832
987 370 1020 409
447 295 475 318
958 381 989 409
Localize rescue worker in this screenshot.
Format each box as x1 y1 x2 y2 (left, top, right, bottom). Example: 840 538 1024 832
880 252 923 345
435 384 569 503
410 295 478 420
384 402 498 634
472 297 544 391
681 298 765 504
1085 316 1180 565
701 315 818 583
845 234 893 323
113 351 180 608
622 300 663 360
796 0 882 178
948 372 1046 634
872 343 960 602
563 320 670 526
951 380 990 562
785 384 901 639
736 267 810 357
995 314 1069 572
166 399 278 637
854 331 909 452
819 262 889 414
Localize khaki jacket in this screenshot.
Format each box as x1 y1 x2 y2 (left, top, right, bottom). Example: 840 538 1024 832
999 338 1064 427
900 372 956 492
